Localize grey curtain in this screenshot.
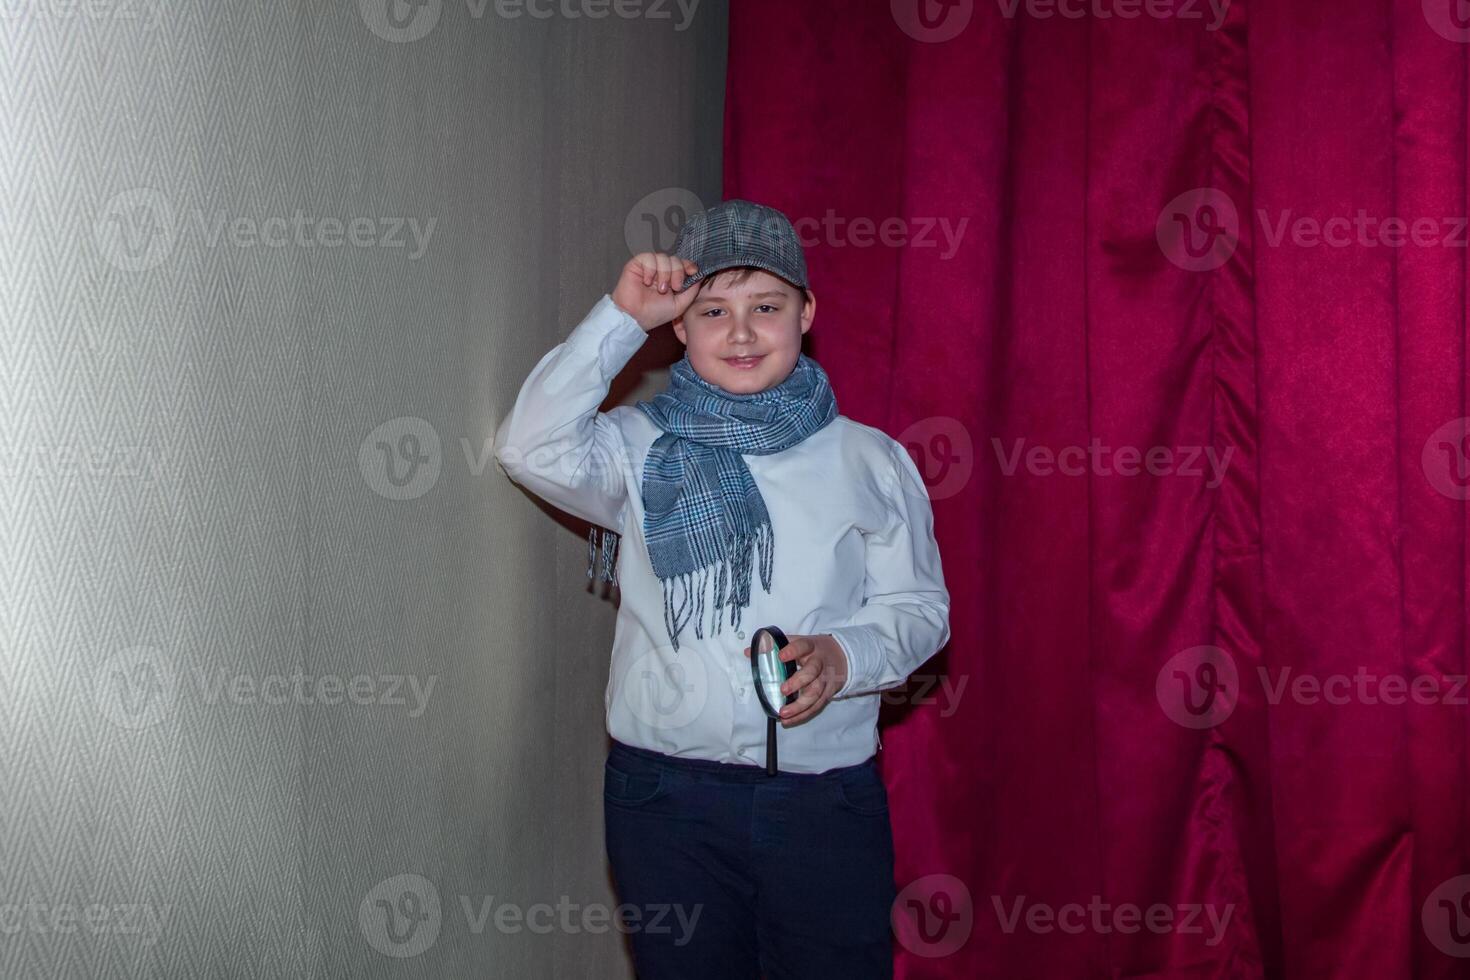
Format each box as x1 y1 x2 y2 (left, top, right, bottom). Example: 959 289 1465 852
1 3 725 976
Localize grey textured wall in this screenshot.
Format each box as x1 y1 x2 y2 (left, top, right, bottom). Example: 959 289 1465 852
0 2 725 977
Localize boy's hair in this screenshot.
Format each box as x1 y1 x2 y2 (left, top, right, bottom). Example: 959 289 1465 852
695 265 811 303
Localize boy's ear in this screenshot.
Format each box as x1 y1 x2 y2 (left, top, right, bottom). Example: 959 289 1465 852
799 288 816 335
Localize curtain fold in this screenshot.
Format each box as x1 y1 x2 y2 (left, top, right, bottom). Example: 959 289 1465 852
726 1 1468 976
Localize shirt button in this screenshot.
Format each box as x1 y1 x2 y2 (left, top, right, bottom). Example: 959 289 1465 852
737 630 745 639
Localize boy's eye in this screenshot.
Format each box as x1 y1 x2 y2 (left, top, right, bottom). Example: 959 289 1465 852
701 305 778 316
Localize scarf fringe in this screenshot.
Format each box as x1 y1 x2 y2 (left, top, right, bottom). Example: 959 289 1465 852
663 520 775 651
587 527 621 588
586 522 775 653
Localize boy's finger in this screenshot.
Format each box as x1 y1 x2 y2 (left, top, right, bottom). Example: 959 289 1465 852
781 694 825 727
780 660 822 697
776 678 834 725
781 675 824 714
632 252 656 285
780 637 814 661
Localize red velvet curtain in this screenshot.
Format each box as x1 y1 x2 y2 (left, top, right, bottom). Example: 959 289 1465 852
725 2 1470 977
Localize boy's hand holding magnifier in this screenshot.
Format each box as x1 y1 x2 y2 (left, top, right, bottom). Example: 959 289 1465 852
743 633 848 728
744 630 849 775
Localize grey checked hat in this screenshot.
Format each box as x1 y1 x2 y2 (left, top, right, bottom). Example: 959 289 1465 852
671 199 810 293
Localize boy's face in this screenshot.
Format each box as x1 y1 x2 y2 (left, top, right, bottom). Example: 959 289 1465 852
671 268 816 395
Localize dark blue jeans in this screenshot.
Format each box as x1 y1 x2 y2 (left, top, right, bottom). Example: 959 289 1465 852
602 739 897 979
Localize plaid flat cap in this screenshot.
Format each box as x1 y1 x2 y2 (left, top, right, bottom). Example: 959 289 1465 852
671 199 810 293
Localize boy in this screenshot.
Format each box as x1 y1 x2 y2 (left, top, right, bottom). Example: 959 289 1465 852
493 199 950 978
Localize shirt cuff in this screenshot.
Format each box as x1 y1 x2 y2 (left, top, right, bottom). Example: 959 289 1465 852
827 625 884 700
564 294 650 375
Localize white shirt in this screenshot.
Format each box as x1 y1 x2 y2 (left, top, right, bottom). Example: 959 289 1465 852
493 294 951 773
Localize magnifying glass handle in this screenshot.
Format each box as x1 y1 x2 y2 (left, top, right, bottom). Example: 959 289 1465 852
766 717 778 776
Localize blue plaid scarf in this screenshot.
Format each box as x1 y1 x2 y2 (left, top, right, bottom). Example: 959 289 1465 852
587 352 837 650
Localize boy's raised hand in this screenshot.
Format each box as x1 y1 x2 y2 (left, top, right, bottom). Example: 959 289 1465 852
742 633 850 728
612 252 701 332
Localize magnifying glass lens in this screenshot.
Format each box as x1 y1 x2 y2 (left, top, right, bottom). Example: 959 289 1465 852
748 625 790 776
754 630 785 715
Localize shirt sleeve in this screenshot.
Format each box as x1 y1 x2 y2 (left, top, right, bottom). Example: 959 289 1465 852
493 294 649 531
826 440 952 700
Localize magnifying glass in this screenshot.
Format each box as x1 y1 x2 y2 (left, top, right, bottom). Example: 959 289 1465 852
750 626 797 776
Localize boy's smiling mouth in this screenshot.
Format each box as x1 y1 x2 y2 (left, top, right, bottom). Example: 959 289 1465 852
723 355 766 369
